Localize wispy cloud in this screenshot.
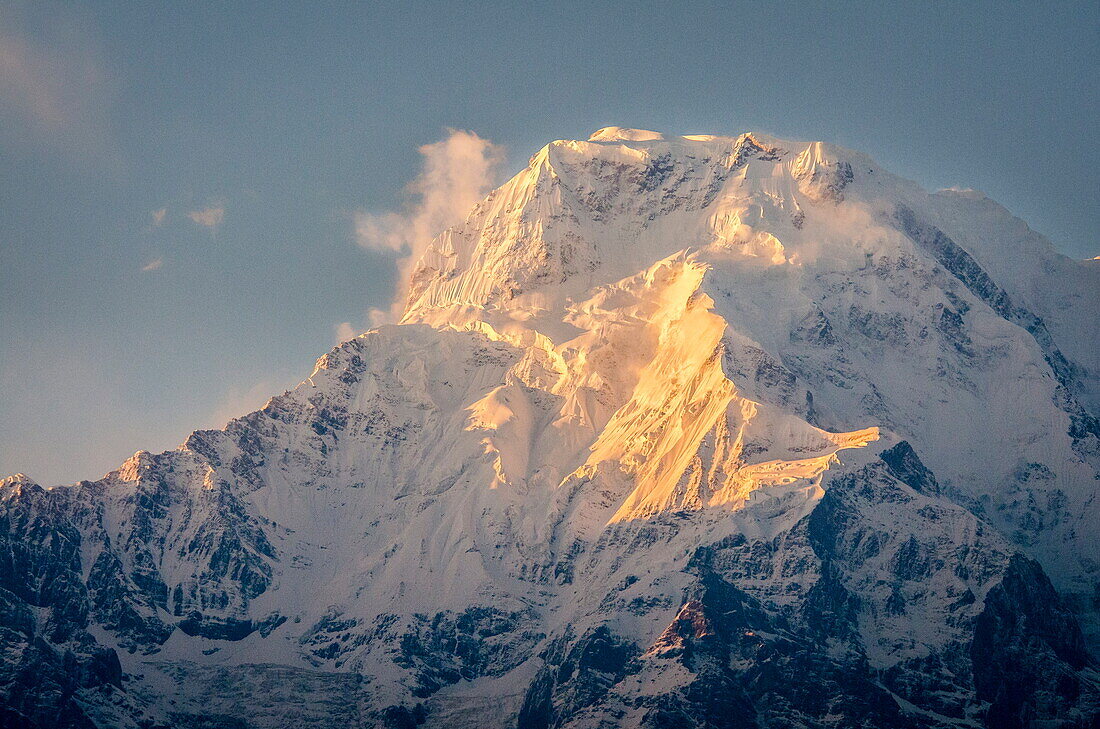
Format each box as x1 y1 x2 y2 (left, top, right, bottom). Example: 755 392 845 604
333 308 391 345
150 208 167 226
0 30 68 128
368 307 389 327
0 9 117 160
188 205 225 229
141 257 163 272
204 379 284 430
334 321 357 344
354 129 505 319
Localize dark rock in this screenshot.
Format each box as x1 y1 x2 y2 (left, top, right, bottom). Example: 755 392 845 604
971 554 1096 728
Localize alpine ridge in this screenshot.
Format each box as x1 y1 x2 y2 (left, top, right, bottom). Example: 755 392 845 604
2 127 1098 729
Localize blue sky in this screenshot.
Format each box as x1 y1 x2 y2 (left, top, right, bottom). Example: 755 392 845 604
1 0 1097 485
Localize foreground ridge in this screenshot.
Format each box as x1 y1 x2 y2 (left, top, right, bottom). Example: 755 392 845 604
2 128 1098 728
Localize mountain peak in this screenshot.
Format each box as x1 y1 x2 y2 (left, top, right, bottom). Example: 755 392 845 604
0 473 37 488
2 128 1098 729
588 126 665 142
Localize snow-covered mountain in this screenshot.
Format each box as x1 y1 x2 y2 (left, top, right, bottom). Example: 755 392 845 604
2 128 1097 729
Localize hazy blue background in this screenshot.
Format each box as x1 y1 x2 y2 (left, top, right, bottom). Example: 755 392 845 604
2 0 1097 484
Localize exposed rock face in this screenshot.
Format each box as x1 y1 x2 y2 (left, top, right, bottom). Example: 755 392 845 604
1 128 1097 728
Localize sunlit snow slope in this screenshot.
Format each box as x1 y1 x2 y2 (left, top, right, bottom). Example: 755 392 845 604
405 126 1099 599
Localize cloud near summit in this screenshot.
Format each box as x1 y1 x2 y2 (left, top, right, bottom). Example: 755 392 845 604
354 129 506 319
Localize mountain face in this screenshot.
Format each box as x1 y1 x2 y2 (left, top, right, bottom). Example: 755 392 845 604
2 127 1098 729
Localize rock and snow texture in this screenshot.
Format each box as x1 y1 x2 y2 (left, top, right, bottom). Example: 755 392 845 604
1 128 1098 728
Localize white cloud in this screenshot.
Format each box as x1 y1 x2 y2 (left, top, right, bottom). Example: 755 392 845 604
188 206 224 229
141 257 163 272
355 129 505 319
334 321 357 344
151 208 166 226
353 211 404 255
333 307 393 345
368 307 390 327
